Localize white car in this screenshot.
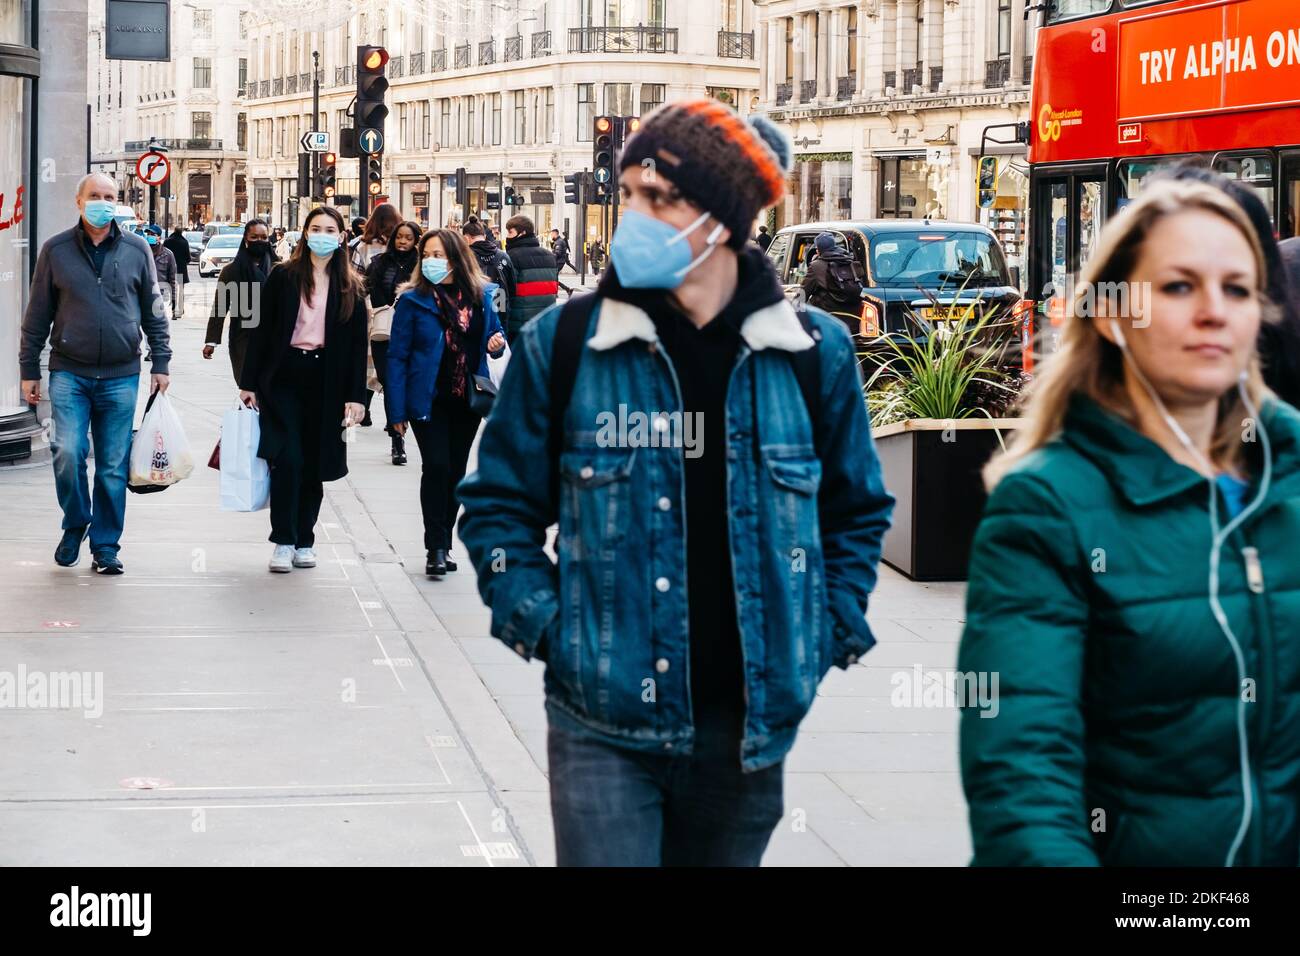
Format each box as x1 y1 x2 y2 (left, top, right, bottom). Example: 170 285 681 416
199 234 243 277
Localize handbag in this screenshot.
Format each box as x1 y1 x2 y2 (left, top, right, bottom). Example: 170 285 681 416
468 374 497 418
369 304 394 342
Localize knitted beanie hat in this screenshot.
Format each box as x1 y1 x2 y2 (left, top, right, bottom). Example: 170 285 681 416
618 98 794 250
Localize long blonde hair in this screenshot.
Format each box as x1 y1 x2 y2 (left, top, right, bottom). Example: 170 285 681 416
985 179 1275 490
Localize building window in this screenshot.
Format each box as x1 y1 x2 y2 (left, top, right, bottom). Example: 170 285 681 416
604 83 633 117
721 0 740 32
640 83 664 115
341 20 351 62
192 111 212 140
515 90 527 144
492 93 502 146
239 11 249 40
193 9 212 40
998 0 1012 58
577 83 595 140
238 58 247 96
916 6 924 66
193 57 212 89
544 87 554 144
468 95 477 147
440 98 450 147
848 8 857 72
707 87 740 108
422 101 432 148
360 12 369 44
784 18 794 81
237 113 247 151
399 102 409 149
336 108 347 141
277 118 285 156
782 158 854 227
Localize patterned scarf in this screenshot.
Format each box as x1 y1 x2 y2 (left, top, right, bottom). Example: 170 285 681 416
433 283 473 399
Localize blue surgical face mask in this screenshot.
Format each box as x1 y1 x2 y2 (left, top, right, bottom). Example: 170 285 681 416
421 256 449 283
83 199 116 228
146 234 159 245
306 232 340 258
610 208 726 289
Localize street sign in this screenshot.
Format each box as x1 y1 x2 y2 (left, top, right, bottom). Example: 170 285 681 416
411 191 429 206
135 150 170 187
300 130 330 152
359 128 384 155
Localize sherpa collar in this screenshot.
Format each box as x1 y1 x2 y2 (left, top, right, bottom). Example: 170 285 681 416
586 296 815 353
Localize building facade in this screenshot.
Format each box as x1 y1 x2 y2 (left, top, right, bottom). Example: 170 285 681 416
755 0 1037 270
89 2 252 227
242 0 761 249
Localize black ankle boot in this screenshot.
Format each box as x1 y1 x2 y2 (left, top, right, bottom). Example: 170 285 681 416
391 434 407 465
444 551 458 573
426 549 447 577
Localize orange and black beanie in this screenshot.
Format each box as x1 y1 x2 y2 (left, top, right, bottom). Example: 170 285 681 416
618 98 793 250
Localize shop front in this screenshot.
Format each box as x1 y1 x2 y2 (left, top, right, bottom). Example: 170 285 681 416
778 154 854 228
0 0 40 460
253 179 273 220
507 177 556 237
399 179 431 228
188 172 212 227
877 153 949 221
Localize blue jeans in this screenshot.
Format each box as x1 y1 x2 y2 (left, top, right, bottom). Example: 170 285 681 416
546 723 785 867
48 370 140 555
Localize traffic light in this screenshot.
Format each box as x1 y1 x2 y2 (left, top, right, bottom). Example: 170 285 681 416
316 151 337 199
454 166 467 207
356 45 389 214
592 116 614 205
366 154 383 197
563 172 582 205
503 186 517 206
297 152 311 198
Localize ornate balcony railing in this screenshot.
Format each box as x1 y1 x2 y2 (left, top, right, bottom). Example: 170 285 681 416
1023 55 1034 83
986 57 1010 88
388 55 404 77
454 43 470 69
902 68 921 91
432 48 446 72
836 74 855 100
504 35 522 61
409 51 425 74
334 66 345 86
126 139 224 152
479 40 495 65
883 70 896 90
259 79 270 98
800 79 816 102
930 67 944 92
531 30 552 56
285 74 297 94
717 30 753 58
775 81 792 105
568 25 678 54
299 71 311 91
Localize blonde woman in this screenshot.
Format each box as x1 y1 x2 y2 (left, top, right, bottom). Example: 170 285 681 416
959 177 1300 866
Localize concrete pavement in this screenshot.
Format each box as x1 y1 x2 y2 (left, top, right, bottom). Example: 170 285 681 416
0 276 972 866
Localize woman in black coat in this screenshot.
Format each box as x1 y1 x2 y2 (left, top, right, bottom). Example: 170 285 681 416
237 206 369 574
364 219 421 466
204 218 276 384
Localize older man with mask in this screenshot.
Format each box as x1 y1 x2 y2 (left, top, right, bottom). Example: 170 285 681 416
19 173 171 575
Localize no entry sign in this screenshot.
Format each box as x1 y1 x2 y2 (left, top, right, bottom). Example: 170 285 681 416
136 150 171 187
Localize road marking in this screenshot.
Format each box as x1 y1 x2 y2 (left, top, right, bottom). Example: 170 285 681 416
371 633 406 692
455 800 496 867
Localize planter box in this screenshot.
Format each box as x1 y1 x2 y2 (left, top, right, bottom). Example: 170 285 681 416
873 418 1024 582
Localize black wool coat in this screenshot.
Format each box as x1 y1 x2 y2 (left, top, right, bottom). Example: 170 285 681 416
238 264 369 481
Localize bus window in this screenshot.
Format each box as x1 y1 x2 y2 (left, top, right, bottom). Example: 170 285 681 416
1117 156 1208 204
1048 0 1111 23
1080 181 1103 270
1283 152 1300 240
1215 153 1276 228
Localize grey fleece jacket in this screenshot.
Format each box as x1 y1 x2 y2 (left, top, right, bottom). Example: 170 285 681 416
19 220 171 381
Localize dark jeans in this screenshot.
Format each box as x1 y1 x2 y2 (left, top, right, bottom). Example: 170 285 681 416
546 722 785 867
267 348 325 548
409 397 480 553
48 370 140 555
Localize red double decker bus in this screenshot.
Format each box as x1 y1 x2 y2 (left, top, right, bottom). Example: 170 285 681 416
1028 0 1300 329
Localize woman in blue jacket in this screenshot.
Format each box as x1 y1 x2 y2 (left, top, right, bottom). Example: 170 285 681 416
386 228 506 577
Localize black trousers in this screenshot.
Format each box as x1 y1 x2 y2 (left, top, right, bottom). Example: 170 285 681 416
363 338 400 438
410 397 480 553
268 348 326 548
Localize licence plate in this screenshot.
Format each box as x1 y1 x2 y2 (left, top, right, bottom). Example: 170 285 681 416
925 306 968 321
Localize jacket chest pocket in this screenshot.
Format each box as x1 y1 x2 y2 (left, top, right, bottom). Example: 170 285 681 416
762 447 823 551
559 446 638 554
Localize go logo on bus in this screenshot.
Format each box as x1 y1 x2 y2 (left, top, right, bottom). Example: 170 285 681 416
1038 104 1062 143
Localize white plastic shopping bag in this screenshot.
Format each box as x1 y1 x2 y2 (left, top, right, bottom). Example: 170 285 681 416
487 341 511 390
128 391 195 488
219 405 271 512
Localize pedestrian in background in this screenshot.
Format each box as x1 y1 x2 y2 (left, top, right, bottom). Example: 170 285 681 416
462 216 515 316
275 228 293 260
960 179 1300 866
549 228 573 274
385 228 506 578
503 214 558 342
755 224 772 251
364 218 422 466
351 203 403 427
163 225 192 317
204 218 276 384
19 172 171 575
800 231 865 333
587 237 604 273
237 206 369 574
143 225 179 321
458 99 893 867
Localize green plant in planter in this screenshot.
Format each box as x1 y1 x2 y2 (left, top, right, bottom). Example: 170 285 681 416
862 296 1023 430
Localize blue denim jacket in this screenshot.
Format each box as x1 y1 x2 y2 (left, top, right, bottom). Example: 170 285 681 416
384 282 503 423
457 295 893 771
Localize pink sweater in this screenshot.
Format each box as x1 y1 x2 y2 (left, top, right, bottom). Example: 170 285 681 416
290 280 327 349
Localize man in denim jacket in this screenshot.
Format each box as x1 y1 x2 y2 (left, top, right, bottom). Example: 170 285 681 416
458 99 893 866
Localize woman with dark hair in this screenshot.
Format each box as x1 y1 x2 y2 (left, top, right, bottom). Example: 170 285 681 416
1159 164 1300 407
364 219 421 465
386 228 506 577
351 203 402 273
237 206 370 573
204 218 276 383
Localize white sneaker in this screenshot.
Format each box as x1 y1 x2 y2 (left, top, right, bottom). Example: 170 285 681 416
292 547 317 568
269 544 295 573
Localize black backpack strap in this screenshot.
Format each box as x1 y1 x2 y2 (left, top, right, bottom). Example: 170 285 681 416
547 292 601 478
788 308 823 450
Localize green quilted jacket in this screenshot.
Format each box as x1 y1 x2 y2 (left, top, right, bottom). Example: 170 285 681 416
960 393 1300 866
